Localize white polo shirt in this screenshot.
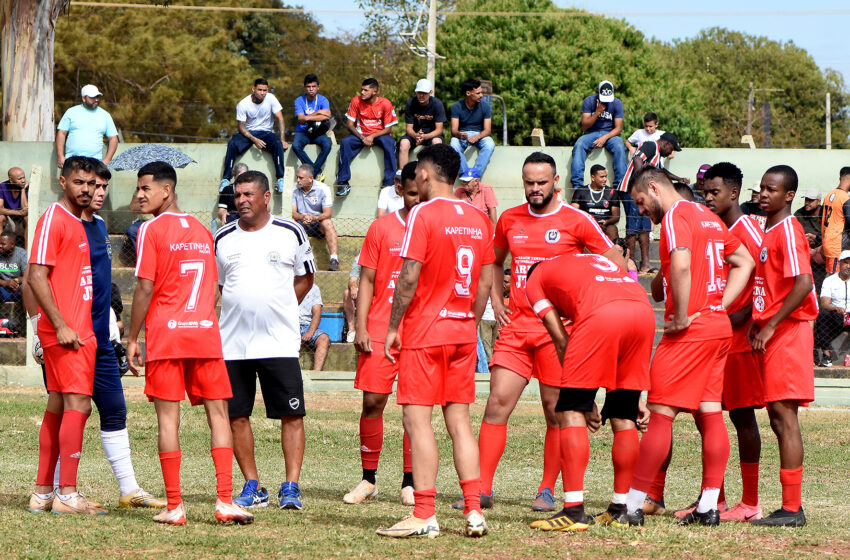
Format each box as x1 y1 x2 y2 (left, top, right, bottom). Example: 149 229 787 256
215 215 316 359
821 272 850 311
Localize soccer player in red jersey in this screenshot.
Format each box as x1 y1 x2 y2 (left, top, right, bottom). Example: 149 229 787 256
126 161 252 526
524 254 654 531
343 161 420 506
28 156 104 515
624 167 754 527
376 144 494 539
468 151 625 513
747 165 818 527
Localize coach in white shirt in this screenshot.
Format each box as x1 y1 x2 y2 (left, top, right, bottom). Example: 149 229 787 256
214 170 316 510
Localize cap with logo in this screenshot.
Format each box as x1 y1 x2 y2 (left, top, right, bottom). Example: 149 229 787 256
659 132 682 152
414 79 433 93
696 164 711 179
804 189 821 201
81 84 103 98
459 169 481 182
597 80 614 103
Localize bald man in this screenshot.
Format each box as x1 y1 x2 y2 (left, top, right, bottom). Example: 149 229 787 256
0 167 29 235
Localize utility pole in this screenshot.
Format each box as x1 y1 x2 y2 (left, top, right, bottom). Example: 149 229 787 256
746 82 754 135
426 0 437 87
826 92 832 150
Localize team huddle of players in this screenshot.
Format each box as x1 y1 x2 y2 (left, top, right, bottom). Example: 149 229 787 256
26 145 814 537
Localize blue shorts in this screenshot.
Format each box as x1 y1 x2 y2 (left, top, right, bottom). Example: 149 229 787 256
620 192 652 234
301 220 324 238
300 324 327 346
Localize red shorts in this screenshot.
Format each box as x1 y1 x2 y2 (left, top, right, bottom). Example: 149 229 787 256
145 358 232 405
397 342 477 406
490 325 562 387
43 339 97 395
648 337 730 410
354 341 400 394
722 351 765 410
563 301 654 391
760 319 815 404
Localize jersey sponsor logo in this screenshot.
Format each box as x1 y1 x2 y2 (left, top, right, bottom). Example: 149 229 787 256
80 266 93 301
760 247 768 262
700 220 723 231
545 229 561 244
168 320 177 329
170 242 211 254
200 320 214 328
444 225 482 239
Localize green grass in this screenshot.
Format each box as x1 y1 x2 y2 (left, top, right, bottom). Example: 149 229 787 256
2 387 850 559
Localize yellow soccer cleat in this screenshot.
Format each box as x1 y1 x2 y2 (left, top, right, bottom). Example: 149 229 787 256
120 488 166 509
533 510 592 532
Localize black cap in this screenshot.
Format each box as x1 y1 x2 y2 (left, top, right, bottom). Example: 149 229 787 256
659 132 682 151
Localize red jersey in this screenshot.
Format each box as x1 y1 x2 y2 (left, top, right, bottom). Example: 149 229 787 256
135 213 223 360
727 214 764 353
659 200 741 341
30 203 95 348
346 96 398 136
495 203 614 331
399 197 494 348
526 253 650 322
752 216 819 323
359 210 406 342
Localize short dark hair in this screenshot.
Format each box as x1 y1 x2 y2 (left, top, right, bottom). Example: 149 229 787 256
523 151 557 175
840 166 850 179
234 170 269 193
765 164 798 193
137 161 177 189
254 78 269 87
401 161 418 183
416 144 460 184
703 162 743 194
673 182 695 201
92 160 111 181
461 79 481 96
362 77 379 89
614 237 628 257
0 231 16 241
61 155 99 178
589 164 606 176
631 166 672 194
304 74 319 86
643 112 658 123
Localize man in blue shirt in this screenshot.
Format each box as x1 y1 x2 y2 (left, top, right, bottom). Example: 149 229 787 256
450 78 495 177
56 84 119 168
292 74 334 181
570 80 627 193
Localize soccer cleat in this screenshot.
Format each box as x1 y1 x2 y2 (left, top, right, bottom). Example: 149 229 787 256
751 507 806 527
532 508 593 532
531 488 556 512
719 501 763 522
823 359 833 367
51 492 108 515
215 500 254 525
465 510 488 537
642 497 666 516
233 480 269 508
343 480 378 504
400 485 415 506
626 509 645 527
678 509 720 527
278 481 303 510
153 503 187 526
452 491 494 510
376 514 440 538
275 178 285 193
27 492 54 513
673 499 699 519
328 257 340 272
119 488 166 509
335 182 351 197
316 173 326 183
594 504 630 528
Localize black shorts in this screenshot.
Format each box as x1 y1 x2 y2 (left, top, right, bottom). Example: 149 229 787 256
226 358 306 418
555 387 640 424
399 134 438 152
301 220 324 239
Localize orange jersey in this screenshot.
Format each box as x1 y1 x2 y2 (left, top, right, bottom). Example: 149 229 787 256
752 216 819 323
30 203 95 348
135 213 223 360
821 188 849 258
659 201 740 342
359 210 406 342
727 214 765 353
495 203 614 331
399 197 494 348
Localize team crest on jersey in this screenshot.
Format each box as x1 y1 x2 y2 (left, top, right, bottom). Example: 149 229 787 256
545 229 561 244
105 235 112 259
267 251 281 265
754 295 765 313
759 247 768 263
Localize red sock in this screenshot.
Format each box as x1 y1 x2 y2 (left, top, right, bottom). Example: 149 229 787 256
478 422 507 495
402 431 412 473
647 470 667 503
740 462 760 506
459 478 482 514
211 447 233 503
36 410 61 486
631 411 674 492
159 449 182 510
539 425 561 493
780 466 803 512
559 426 589 507
696 411 729 490
58 409 89 488
359 415 383 471
612 427 639 496
412 488 437 519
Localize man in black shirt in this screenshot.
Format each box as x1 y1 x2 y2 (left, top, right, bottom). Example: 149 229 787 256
397 79 446 169
570 164 620 240
217 162 248 226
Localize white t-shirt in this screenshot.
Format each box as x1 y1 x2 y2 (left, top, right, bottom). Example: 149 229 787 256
377 186 404 214
820 272 850 311
236 93 283 132
215 215 316 359
299 284 323 325
627 128 664 146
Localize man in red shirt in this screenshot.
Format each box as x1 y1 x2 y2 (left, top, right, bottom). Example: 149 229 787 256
28 156 103 516
624 167 754 527
334 77 398 196
748 165 818 527
524 254 654 531
343 161 420 506
376 144 493 539
126 161 252 526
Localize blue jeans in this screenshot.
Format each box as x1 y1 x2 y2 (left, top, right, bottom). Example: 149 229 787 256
450 133 495 176
0 285 21 302
336 134 397 186
476 334 490 374
292 132 333 175
570 131 627 190
223 130 286 180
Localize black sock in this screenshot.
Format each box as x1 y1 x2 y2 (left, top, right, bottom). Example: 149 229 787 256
362 469 377 485
401 472 414 488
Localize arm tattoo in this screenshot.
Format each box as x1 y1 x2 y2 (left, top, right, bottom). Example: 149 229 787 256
388 258 422 330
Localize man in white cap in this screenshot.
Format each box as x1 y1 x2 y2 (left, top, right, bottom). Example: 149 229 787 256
815 249 850 367
794 189 823 247
56 85 119 168
397 79 446 169
570 80 626 193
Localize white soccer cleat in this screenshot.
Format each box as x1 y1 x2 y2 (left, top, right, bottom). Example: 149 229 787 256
51 492 108 515
465 509 488 537
343 480 378 504
215 500 254 525
153 503 187 525
400 485 415 506
27 491 54 513
376 515 440 538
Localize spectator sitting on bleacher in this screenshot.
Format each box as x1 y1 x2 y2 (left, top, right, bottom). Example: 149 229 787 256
344 252 360 343
398 78 445 169
292 73 334 182
377 169 404 217
217 162 249 226
334 78 398 197
814 250 850 367
293 163 340 271
299 284 330 371
454 168 498 225
570 164 620 241
570 80 626 192
450 78 494 177
0 231 25 303
795 189 823 247
626 112 663 157
0 167 28 240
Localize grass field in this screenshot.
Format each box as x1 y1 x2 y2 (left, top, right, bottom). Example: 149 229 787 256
3 386 849 559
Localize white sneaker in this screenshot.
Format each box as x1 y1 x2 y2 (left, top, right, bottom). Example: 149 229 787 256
215 500 254 525
153 503 187 525
343 480 378 504
465 509 488 537
376 515 440 538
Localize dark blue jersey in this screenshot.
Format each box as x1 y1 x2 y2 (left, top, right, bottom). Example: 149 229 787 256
82 215 113 350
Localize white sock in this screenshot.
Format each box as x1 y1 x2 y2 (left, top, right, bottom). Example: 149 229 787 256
330 253 338 261
626 489 647 515
696 487 720 513
35 491 52 499
611 492 627 505
53 458 60 489
101 429 139 495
